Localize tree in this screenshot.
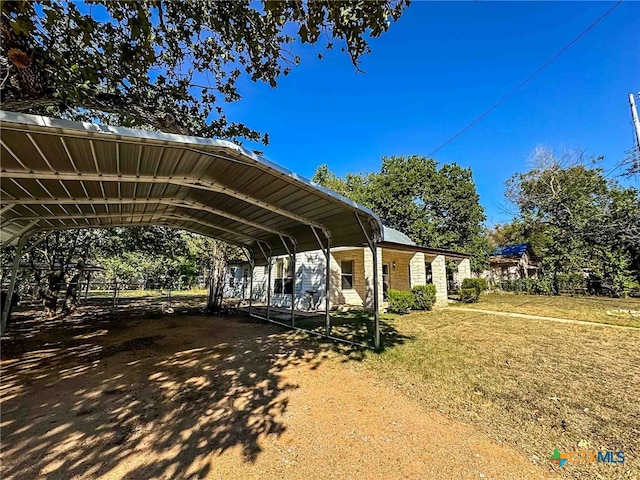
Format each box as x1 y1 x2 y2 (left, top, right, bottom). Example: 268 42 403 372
505 148 640 293
1 0 408 142
19 230 102 316
183 233 243 311
313 156 490 272
98 227 201 290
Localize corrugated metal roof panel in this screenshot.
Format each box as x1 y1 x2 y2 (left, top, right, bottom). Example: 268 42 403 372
0 111 383 263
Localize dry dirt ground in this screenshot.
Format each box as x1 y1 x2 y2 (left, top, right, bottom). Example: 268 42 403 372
0 302 555 480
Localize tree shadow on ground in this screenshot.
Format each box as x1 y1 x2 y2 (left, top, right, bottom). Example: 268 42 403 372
0 302 409 479
281 309 410 353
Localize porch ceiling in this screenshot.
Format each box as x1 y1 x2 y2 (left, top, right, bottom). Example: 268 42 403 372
379 241 469 262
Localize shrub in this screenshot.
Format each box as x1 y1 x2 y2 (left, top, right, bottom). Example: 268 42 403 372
387 289 414 314
412 284 436 310
459 287 480 303
499 278 554 295
531 278 554 295
458 278 486 303
462 278 488 293
556 273 587 295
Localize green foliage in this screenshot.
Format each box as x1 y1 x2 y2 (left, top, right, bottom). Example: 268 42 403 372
387 289 414 314
411 284 436 310
458 287 480 303
313 156 489 271
1 1 408 141
462 277 488 293
458 278 486 303
8 223 242 317
555 273 587 295
498 278 554 296
97 227 200 289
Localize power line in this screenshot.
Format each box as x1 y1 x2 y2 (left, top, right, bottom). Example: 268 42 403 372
427 1 624 158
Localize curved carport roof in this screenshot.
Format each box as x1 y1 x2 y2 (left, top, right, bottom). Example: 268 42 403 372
0 110 383 263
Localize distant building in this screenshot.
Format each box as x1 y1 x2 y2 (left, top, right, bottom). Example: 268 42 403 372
485 243 541 282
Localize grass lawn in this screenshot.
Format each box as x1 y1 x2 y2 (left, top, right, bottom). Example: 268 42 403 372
359 302 640 479
476 293 640 328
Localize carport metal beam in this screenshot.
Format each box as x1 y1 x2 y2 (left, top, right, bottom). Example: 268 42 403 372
5 222 256 260
1 198 295 238
1 219 39 247
2 214 259 243
1 171 329 233
0 203 16 216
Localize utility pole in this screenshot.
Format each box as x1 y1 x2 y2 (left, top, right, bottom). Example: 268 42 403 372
629 92 640 152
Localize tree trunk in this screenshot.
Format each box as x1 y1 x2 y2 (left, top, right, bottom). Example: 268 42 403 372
207 266 222 312
207 261 228 312
62 273 81 313
43 272 63 317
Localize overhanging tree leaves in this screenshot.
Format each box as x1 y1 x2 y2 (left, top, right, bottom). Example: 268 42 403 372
1 0 409 141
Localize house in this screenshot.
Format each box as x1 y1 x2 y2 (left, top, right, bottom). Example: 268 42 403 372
485 243 541 282
224 226 471 311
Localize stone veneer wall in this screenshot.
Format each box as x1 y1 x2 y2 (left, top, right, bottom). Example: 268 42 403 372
381 250 415 292
431 254 448 306
457 258 471 283
409 252 427 287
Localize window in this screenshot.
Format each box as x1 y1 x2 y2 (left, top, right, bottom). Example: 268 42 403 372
274 257 293 294
425 262 433 284
341 260 354 289
228 267 237 286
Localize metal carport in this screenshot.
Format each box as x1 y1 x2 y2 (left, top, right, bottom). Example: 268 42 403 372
0 110 383 347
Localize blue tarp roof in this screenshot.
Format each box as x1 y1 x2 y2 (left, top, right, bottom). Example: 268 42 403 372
490 243 531 258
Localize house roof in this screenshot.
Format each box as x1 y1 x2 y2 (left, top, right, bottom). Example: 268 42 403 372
379 226 468 260
490 243 534 259
381 226 416 246
0 111 384 265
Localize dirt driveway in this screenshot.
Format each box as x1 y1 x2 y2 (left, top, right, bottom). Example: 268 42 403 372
1 308 555 479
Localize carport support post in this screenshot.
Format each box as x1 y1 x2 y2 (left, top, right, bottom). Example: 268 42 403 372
266 255 272 322
84 271 91 300
325 236 331 337
291 243 296 327
248 258 254 316
1 234 29 336
353 213 381 350
371 241 381 350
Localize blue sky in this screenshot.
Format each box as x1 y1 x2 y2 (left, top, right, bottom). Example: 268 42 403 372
223 1 640 225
